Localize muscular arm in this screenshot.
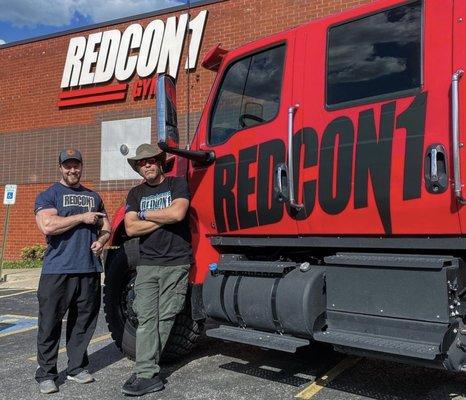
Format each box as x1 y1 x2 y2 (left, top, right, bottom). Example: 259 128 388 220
90 216 112 256
125 211 163 237
145 198 189 225
124 198 189 237
96 216 112 245
36 208 83 235
35 208 106 236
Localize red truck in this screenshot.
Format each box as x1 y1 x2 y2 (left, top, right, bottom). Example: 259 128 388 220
103 0 466 372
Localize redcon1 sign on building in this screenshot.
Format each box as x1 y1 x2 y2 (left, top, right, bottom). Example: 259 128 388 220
58 10 208 107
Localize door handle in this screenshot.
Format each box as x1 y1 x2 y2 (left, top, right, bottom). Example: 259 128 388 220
424 144 448 194
274 163 289 203
452 70 466 203
430 147 438 182
287 104 303 210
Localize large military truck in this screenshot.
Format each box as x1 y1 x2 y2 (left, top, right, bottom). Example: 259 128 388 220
104 0 466 371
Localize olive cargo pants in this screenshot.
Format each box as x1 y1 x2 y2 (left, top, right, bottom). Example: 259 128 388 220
133 264 190 378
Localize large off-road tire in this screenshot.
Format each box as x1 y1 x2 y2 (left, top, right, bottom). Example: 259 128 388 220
103 247 204 361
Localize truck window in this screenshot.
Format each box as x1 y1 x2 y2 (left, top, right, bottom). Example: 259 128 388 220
326 0 422 107
209 44 286 145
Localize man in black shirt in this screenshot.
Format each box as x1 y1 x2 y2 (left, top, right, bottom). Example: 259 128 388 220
121 143 192 397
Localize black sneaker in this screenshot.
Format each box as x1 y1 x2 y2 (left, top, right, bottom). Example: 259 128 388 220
123 373 137 388
121 375 164 396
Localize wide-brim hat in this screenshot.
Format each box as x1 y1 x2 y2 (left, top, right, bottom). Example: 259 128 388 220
127 143 165 173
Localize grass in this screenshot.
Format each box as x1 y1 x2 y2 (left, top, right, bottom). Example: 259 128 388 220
2 260 42 269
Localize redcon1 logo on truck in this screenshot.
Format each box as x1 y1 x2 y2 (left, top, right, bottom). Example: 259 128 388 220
58 10 207 107
213 93 427 235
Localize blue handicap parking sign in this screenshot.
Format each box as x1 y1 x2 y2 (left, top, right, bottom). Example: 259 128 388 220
3 184 17 204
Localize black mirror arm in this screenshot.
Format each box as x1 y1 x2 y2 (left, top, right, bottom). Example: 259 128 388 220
158 142 216 165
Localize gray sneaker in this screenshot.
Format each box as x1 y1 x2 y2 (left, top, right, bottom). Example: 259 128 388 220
39 380 58 394
67 370 95 384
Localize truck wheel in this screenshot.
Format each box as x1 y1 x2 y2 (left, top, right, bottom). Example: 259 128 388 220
103 248 138 360
103 247 204 362
162 309 204 362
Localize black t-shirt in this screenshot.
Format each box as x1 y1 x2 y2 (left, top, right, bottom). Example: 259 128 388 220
125 177 192 266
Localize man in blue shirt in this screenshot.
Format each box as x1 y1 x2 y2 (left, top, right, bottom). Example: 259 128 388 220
34 149 111 394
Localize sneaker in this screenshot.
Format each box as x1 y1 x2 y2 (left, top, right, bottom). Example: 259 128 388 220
123 373 137 388
121 375 164 396
39 380 58 394
67 370 95 384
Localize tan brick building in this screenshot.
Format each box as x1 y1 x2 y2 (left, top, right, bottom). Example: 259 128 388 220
0 0 370 259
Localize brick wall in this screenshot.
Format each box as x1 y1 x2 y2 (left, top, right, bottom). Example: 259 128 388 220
0 0 371 259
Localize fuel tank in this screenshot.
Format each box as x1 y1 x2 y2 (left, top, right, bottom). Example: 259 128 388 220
202 256 325 337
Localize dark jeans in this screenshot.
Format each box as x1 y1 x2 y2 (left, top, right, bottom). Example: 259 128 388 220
35 273 101 383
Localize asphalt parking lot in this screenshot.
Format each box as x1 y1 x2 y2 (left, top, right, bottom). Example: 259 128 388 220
2 285 466 400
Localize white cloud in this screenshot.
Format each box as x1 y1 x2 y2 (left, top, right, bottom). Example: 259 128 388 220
77 0 184 23
0 39 5 45
0 0 185 28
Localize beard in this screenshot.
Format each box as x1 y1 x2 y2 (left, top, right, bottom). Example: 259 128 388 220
143 167 162 184
62 173 81 187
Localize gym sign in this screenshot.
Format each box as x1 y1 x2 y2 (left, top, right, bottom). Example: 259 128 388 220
58 10 207 107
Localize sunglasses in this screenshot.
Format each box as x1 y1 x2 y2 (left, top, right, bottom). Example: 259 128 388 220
137 157 160 167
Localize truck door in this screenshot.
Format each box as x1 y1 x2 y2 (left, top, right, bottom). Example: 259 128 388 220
189 31 300 237
453 0 466 233
292 0 461 235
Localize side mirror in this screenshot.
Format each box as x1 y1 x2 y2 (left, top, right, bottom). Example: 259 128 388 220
156 74 179 149
155 73 216 165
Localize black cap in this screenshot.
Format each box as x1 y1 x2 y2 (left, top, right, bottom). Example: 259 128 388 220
59 148 83 164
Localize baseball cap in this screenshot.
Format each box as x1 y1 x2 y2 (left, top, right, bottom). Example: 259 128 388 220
59 148 83 164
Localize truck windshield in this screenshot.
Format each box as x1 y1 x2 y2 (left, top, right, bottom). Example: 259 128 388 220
209 44 286 145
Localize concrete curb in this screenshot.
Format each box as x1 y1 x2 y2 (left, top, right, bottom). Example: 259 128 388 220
0 268 41 290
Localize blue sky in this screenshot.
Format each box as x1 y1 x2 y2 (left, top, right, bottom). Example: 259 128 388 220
0 0 190 45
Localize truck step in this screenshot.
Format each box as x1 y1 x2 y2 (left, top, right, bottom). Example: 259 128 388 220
324 252 456 269
314 329 440 360
206 325 310 353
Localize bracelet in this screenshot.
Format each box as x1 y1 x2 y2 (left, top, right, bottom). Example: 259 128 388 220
137 210 147 220
99 230 111 236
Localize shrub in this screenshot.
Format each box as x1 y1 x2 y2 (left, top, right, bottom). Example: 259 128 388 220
21 244 47 262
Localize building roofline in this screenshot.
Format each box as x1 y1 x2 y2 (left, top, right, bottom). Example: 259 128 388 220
0 0 225 49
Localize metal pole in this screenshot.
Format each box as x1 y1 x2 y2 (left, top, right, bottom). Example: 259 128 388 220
0 205 11 282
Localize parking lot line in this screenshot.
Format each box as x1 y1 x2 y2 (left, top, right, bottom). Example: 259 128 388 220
294 356 361 399
0 314 38 338
0 289 36 299
27 333 112 361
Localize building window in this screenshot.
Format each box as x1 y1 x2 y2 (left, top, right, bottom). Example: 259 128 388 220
209 44 286 145
326 0 422 107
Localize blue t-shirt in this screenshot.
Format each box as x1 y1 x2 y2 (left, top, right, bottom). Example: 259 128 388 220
34 182 106 274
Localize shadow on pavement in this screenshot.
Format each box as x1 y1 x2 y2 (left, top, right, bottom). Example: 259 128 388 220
313 357 466 400
56 342 123 387
160 328 341 387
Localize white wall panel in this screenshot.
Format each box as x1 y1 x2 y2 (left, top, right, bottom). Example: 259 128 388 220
100 117 151 180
